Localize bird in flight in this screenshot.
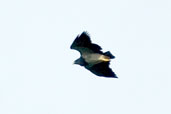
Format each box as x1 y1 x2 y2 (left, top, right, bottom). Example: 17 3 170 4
70 32 117 78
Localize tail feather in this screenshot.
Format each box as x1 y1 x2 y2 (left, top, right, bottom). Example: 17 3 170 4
104 51 115 59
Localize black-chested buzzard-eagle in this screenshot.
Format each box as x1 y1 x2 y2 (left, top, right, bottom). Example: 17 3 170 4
70 32 117 78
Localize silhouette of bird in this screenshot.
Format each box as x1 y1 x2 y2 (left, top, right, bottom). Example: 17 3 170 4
70 32 117 78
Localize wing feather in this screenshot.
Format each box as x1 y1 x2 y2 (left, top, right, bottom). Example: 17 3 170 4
85 62 117 78
70 32 103 54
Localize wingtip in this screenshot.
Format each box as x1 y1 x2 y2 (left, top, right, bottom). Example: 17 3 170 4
98 72 118 78
82 31 89 35
112 72 118 78
100 75 118 78
108 74 118 78
105 70 118 78
113 75 118 78
80 31 90 38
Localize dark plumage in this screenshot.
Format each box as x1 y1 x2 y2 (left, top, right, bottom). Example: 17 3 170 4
70 32 117 78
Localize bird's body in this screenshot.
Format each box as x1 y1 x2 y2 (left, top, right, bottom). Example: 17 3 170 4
70 32 117 78
83 53 109 63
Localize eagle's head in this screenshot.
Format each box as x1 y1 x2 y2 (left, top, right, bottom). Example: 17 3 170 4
74 58 87 66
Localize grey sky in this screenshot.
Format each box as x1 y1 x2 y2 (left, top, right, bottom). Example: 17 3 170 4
0 0 171 114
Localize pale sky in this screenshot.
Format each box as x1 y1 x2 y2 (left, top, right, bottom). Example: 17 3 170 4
0 0 171 114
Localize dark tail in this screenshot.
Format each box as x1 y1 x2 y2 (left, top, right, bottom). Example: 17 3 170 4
104 51 115 59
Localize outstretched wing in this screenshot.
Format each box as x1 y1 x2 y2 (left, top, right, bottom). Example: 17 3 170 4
85 62 117 78
70 32 103 54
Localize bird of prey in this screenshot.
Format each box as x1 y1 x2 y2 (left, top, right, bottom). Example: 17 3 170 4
70 32 117 78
